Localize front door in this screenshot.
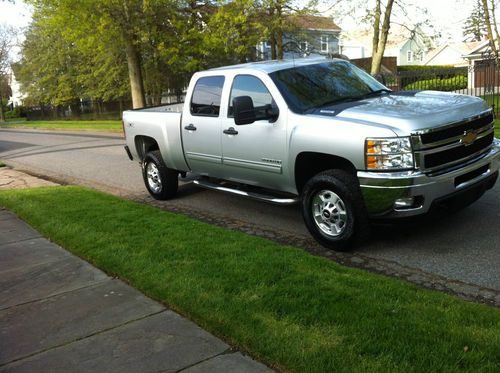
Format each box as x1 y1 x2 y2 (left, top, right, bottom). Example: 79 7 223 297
182 75 225 176
220 74 287 189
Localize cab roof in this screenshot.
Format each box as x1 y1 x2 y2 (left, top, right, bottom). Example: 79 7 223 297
208 57 339 74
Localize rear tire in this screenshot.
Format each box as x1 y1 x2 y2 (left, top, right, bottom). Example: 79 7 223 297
142 150 178 200
301 169 370 251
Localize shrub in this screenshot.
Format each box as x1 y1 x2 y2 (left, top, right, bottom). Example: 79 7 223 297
403 75 467 91
4 106 26 119
398 65 456 72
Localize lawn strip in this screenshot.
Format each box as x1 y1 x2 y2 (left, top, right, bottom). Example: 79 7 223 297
495 119 500 137
0 186 498 372
0 120 122 132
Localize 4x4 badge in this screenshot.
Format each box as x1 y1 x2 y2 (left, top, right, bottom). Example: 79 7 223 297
461 130 478 146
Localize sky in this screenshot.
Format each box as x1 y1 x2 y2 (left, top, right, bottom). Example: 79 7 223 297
0 0 481 45
330 0 475 42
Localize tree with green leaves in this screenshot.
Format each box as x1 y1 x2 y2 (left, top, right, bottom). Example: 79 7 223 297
464 0 487 41
0 24 15 122
206 0 267 63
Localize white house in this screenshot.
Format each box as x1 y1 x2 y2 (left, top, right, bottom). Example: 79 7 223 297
259 15 342 60
340 25 435 65
6 71 24 107
423 41 483 67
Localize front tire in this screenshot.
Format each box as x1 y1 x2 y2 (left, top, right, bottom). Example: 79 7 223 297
302 169 370 251
142 150 178 200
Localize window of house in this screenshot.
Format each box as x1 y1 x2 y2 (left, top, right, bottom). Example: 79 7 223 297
321 35 328 52
228 75 275 120
407 50 413 62
190 76 225 117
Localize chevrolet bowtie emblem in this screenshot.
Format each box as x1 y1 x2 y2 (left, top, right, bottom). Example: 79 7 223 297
461 130 478 146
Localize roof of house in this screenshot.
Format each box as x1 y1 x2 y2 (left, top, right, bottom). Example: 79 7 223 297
291 15 341 32
342 25 433 51
423 41 484 64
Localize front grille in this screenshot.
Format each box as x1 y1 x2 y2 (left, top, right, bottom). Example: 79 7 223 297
414 111 495 172
424 132 493 168
420 113 494 144
424 132 494 169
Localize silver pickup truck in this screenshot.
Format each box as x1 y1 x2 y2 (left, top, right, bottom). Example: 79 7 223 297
123 58 500 250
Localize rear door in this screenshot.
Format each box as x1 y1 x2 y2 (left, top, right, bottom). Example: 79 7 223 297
182 75 225 176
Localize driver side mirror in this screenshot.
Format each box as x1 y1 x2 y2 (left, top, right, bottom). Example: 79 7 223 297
374 73 386 85
233 96 256 125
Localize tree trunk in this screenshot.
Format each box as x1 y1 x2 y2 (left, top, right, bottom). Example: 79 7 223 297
370 0 395 75
372 0 381 57
125 39 146 109
270 33 277 60
489 0 500 57
277 30 284 59
481 0 498 56
0 90 4 122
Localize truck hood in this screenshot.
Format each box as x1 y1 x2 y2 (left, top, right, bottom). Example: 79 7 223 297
310 91 491 136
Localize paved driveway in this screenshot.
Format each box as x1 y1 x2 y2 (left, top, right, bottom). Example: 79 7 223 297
0 128 499 302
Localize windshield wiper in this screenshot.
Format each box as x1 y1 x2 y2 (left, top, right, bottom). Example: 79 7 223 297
307 89 392 113
358 88 392 99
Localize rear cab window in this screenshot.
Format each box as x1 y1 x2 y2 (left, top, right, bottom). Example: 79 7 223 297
190 76 225 117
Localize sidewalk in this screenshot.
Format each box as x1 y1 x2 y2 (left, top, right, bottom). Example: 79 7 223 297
0 168 272 372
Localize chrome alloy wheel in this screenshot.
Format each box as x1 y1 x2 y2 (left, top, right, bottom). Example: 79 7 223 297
311 189 348 237
146 162 162 193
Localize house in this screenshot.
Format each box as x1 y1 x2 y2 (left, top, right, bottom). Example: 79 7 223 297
6 71 24 107
340 25 435 66
462 40 499 90
423 41 483 67
258 15 341 60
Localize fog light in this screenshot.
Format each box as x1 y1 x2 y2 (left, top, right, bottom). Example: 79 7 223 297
394 197 415 209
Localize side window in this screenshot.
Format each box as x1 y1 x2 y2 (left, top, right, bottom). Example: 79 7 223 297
190 76 225 117
228 75 274 120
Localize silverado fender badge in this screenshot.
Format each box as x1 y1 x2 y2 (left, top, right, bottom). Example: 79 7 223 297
461 130 478 146
319 109 336 114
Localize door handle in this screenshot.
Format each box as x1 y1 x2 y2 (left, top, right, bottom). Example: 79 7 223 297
184 124 197 131
223 127 238 135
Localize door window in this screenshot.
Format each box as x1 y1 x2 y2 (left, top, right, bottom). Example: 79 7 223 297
190 76 225 117
228 75 274 120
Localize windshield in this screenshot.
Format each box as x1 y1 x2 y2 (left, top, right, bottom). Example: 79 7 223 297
269 60 388 113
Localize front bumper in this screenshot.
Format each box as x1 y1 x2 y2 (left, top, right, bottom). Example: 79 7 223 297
358 138 500 218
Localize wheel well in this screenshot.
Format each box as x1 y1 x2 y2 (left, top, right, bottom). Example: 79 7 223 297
134 136 159 160
295 152 357 193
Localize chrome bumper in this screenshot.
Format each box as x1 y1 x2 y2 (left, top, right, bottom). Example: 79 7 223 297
358 138 500 218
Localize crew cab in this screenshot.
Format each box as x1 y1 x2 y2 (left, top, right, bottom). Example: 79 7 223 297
123 58 500 250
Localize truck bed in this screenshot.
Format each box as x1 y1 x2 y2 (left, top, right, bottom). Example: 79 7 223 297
122 106 189 172
133 103 184 113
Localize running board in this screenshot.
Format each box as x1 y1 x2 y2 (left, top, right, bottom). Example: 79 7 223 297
193 179 299 205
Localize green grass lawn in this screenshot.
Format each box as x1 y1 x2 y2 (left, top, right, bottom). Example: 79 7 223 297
0 186 498 372
0 120 122 132
495 120 500 137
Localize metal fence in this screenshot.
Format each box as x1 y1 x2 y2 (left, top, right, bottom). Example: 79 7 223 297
382 56 500 116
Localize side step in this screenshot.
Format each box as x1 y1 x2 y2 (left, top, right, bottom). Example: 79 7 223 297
193 179 299 205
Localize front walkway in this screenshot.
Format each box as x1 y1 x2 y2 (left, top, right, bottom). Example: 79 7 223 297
0 168 271 372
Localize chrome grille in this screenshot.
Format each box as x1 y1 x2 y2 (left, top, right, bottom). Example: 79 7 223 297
413 111 495 173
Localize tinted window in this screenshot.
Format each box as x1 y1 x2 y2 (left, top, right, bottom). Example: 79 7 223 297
269 61 386 113
190 76 225 116
228 75 274 119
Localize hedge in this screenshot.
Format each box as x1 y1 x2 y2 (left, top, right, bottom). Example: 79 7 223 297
403 76 467 91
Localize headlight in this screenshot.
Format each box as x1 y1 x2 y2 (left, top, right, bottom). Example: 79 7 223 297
365 137 414 170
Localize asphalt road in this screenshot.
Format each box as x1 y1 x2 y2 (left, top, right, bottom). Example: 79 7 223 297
1 128 499 294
